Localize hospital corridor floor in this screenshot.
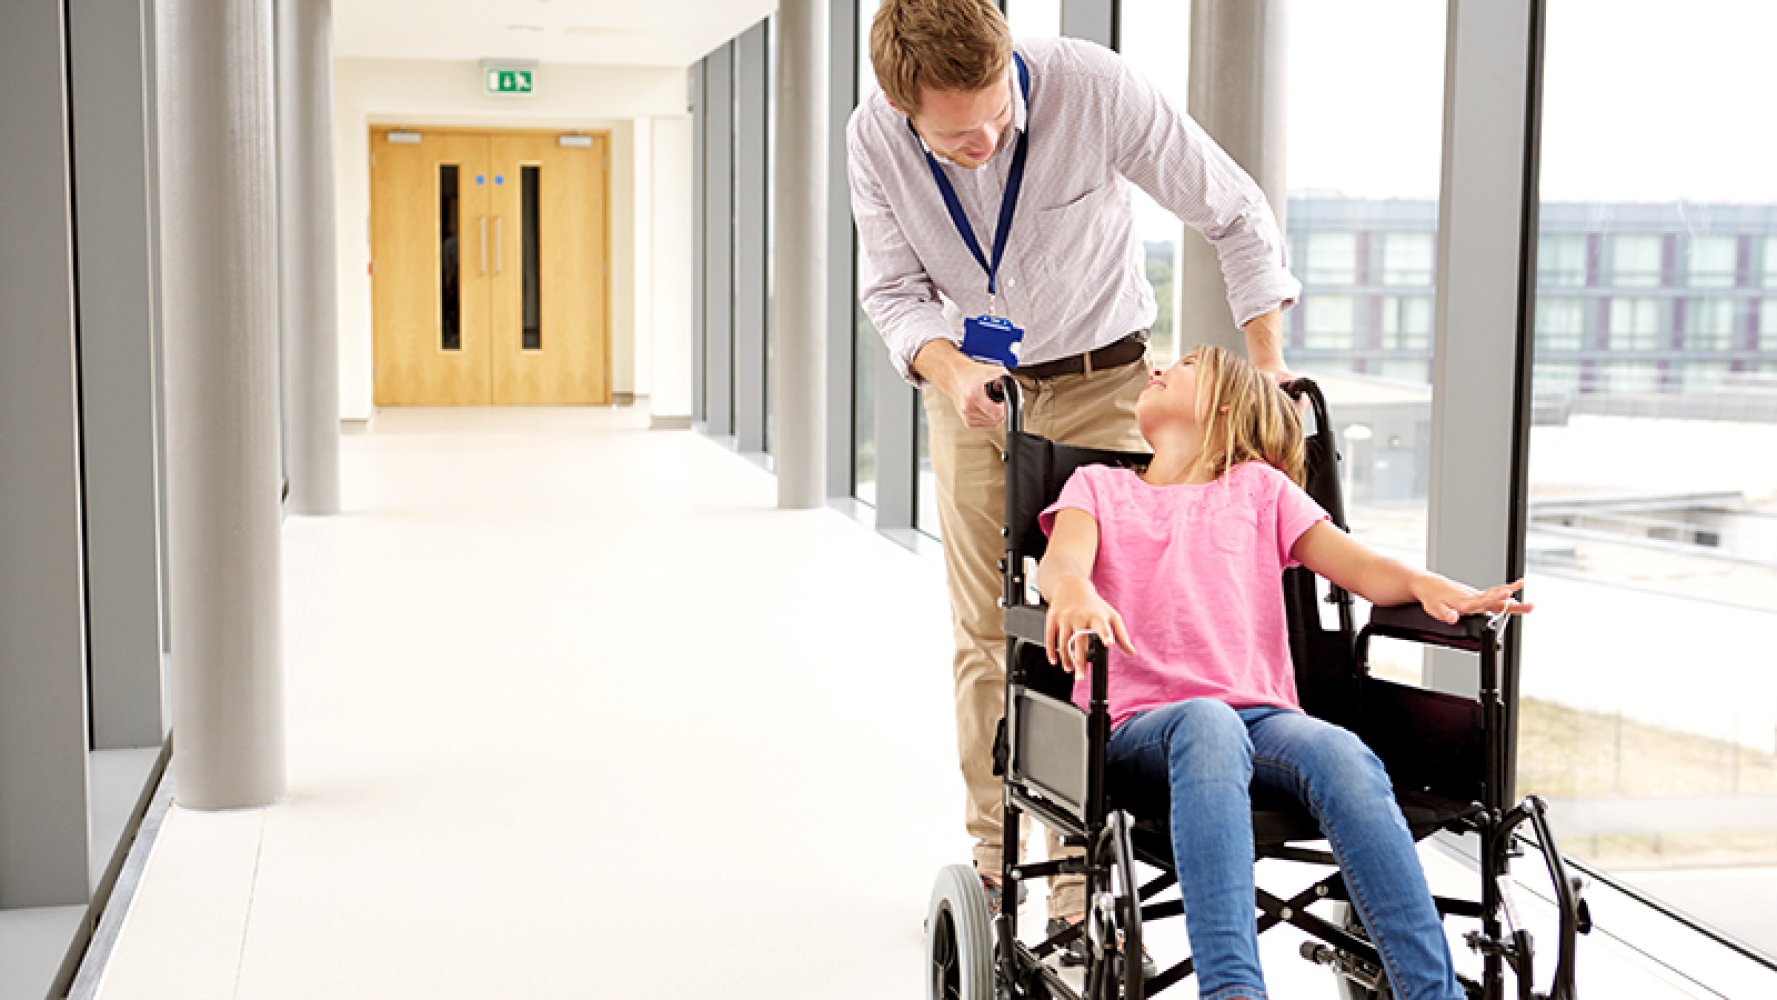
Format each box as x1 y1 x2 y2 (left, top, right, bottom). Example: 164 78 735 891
86 406 1708 999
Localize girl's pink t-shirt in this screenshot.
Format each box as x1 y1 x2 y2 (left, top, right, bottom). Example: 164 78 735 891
1039 461 1329 728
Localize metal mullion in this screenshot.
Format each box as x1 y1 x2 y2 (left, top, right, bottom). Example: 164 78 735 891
703 42 735 438
1061 0 1119 47
691 60 706 424
825 0 858 498
733 20 768 454
1424 0 1540 698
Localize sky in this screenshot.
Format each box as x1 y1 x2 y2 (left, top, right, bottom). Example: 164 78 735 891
1023 0 1777 209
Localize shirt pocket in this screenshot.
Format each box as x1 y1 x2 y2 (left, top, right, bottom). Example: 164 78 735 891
1211 503 1258 554
1026 183 1118 277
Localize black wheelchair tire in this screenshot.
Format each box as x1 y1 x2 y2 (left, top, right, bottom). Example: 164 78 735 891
927 864 996 1000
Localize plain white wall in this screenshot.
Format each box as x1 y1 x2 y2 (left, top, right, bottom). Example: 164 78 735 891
630 117 654 399
331 58 687 419
649 114 694 420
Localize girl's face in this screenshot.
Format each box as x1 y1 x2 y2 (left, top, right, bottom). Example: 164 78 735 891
1136 351 1204 431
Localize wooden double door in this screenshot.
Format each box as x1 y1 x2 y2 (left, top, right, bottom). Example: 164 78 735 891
371 128 609 405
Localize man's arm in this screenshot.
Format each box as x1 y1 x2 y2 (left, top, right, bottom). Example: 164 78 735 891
847 118 957 386
1091 45 1300 364
1242 307 1287 377
849 114 1009 427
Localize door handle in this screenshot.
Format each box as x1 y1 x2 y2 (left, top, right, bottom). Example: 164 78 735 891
495 216 503 274
479 215 487 274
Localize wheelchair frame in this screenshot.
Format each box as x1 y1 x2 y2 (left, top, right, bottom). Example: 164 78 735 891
940 373 1588 1000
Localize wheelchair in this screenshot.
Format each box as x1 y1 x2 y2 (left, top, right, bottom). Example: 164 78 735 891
925 374 1590 1000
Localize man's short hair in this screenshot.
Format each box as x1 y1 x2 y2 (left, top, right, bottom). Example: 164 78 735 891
870 0 1013 116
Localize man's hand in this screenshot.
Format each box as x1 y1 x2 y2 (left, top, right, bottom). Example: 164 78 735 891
914 338 1007 429
1242 307 1294 384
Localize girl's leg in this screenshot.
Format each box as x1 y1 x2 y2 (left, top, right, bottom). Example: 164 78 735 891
1243 708 1463 1000
1107 699 1267 1000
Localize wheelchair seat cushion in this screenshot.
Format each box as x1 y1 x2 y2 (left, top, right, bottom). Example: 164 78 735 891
1118 781 1473 869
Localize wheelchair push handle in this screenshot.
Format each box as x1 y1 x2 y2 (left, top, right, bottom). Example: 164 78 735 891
987 375 1023 431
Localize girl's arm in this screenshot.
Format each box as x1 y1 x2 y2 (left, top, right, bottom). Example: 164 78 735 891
1037 508 1138 671
1290 521 1532 624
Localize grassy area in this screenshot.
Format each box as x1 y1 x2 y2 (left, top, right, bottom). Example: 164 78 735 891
1518 697 1777 867
1517 696 1777 798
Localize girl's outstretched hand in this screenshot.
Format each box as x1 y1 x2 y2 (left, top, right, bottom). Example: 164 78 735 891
1410 575 1534 625
1043 582 1137 673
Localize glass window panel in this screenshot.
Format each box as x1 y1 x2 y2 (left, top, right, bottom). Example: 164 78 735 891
916 404 939 536
1537 233 1589 287
1680 361 1733 390
1687 298 1737 350
1303 295 1354 349
1526 1 1777 960
1381 232 1434 286
1285 3 1444 672
855 0 882 504
1005 0 1061 38
1304 231 1358 286
1608 297 1662 350
1686 234 1738 288
1611 233 1664 287
855 292 879 508
1378 359 1429 383
1535 298 1586 352
1117 1 1191 365
1381 295 1431 349
521 165 541 350
1765 236 1777 287
1764 300 1777 349
440 164 461 351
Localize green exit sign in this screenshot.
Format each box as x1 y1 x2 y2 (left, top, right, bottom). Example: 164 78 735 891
484 67 534 96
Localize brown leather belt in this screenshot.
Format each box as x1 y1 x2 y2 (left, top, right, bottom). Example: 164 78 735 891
1014 333 1148 380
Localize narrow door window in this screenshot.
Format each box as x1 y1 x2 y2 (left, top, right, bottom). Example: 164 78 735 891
522 165 541 350
440 164 460 351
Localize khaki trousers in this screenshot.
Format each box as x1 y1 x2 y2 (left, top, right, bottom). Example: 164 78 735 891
923 354 1150 918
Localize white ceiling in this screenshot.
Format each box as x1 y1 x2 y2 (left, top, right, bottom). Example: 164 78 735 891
334 0 779 68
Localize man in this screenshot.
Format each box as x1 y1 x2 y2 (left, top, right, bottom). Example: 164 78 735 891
847 0 1300 938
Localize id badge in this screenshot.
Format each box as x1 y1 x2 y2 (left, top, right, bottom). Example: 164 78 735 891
960 314 1025 368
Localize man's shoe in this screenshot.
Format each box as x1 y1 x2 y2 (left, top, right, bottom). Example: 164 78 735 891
978 873 1028 917
1045 916 1158 980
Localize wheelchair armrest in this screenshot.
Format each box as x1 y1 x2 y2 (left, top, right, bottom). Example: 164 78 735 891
1364 603 1500 653
1004 603 1048 645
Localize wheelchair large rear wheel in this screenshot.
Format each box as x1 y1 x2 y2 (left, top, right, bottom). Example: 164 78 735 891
927 864 995 1000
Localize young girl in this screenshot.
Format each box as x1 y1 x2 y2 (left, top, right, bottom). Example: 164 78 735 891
1036 345 1528 1000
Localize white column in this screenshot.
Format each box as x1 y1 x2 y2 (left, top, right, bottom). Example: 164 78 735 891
277 0 340 514
773 0 829 507
1180 0 1289 356
158 0 288 809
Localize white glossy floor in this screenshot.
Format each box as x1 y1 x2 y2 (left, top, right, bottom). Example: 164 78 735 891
85 406 1740 999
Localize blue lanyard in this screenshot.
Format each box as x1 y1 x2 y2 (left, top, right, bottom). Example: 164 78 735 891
908 52 1030 299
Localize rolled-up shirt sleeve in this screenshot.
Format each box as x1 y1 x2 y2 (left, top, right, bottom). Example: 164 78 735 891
847 117 957 385
1101 48 1301 328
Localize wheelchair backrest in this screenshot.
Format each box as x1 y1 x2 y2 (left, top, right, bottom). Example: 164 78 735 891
1002 376 1487 811
1003 378 1363 722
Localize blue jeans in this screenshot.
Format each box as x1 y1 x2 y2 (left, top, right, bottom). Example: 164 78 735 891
1106 699 1462 1000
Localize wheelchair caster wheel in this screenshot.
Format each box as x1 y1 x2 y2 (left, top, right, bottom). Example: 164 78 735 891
927 864 994 1000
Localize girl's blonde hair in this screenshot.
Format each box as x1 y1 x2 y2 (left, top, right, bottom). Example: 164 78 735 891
870 0 1012 117
1188 344 1307 487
